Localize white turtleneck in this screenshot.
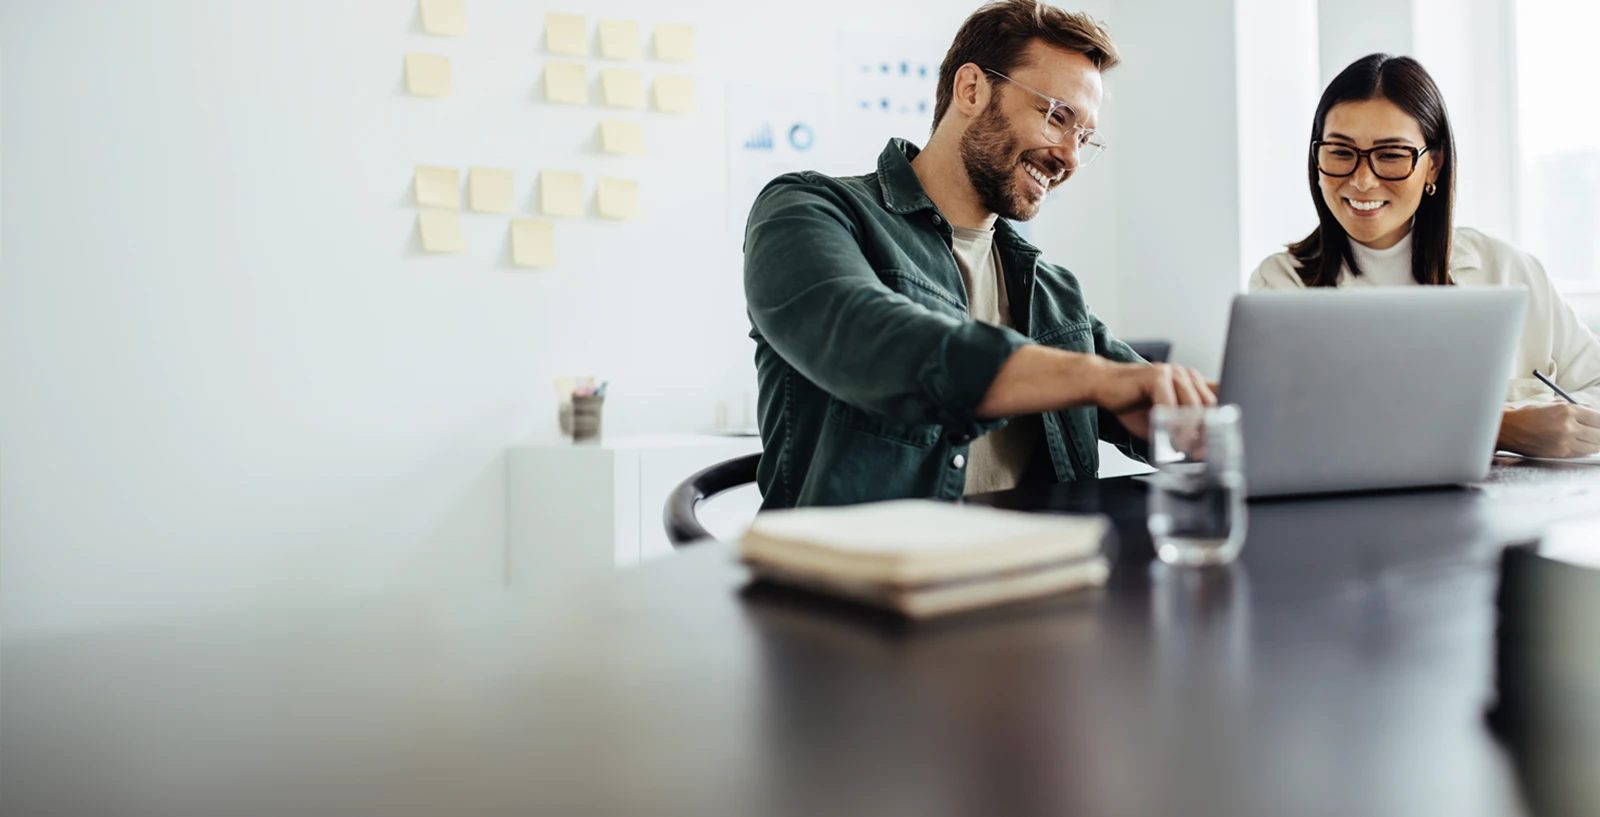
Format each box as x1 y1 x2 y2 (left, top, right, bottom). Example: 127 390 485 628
1346 230 1417 286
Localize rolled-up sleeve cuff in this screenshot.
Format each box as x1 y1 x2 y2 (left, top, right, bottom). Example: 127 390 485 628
917 321 1031 425
1098 406 1151 462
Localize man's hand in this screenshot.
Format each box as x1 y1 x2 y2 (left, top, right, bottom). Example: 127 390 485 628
1497 403 1600 458
1095 362 1216 439
974 346 1215 431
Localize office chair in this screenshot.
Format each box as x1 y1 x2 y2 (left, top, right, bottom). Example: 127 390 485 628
664 453 761 548
1126 340 1171 363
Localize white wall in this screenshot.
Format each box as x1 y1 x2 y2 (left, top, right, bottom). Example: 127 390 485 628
0 0 975 636
1236 0 1322 286
1318 0 1413 85
1412 0 1517 240
1105 0 1242 376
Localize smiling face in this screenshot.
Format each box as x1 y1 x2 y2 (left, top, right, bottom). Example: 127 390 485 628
1317 97 1439 250
958 40 1103 222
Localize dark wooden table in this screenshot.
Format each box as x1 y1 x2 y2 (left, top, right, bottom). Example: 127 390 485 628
5 460 1600 817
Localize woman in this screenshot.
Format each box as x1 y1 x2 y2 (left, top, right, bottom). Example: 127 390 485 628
1251 54 1600 459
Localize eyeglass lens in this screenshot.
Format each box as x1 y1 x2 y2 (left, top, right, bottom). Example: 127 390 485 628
1316 144 1418 180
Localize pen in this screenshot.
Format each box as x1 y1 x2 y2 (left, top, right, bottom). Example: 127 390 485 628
1532 369 1579 405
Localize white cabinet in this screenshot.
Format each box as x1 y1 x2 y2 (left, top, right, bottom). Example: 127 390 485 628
506 435 763 588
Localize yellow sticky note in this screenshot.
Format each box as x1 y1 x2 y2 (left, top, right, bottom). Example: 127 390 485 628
546 12 588 56
418 210 465 252
540 170 584 217
544 61 587 105
598 19 641 61
414 165 460 208
598 119 646 155
596 177 639 220
654 23 695 62
469 167 514 213
405 53 452 97
653 74 695 113
511 219 556 267
600 69 645 109
419 0 466 36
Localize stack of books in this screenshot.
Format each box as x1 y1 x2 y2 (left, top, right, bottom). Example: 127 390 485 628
739 500 1111 619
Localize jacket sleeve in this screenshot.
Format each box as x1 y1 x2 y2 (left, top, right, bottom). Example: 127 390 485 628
744 177 1030 425
1090 314 1151 462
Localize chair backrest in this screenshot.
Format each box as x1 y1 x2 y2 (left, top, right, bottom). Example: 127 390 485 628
1125 339 1171 363
663 453 761 548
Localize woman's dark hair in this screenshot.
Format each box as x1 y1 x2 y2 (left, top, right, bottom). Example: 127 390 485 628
1289 54 1456 287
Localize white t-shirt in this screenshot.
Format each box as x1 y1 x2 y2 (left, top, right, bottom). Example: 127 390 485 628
1249 227 1600 407
950 225 1042 495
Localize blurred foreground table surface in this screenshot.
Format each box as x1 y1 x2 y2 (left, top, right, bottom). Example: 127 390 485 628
6 460 1600 817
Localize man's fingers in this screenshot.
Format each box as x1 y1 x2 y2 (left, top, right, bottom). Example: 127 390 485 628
1150 366 1177 406
1171 366 1216 407
1172 367 1202 406
1191 368 1218 405
1144 366 1219 408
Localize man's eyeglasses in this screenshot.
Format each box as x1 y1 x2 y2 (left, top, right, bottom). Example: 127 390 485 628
982 68 1105 167
1313 140 1430 181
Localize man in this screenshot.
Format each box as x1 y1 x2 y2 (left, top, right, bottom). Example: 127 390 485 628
743 0 1213 509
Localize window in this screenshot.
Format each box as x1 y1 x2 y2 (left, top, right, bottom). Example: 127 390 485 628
1516 0 1600 292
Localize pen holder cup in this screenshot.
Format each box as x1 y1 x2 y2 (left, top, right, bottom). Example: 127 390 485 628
558 401 574 437
571 395 605 441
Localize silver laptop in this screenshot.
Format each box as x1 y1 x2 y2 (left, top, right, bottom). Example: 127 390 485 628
1217 287 1528 497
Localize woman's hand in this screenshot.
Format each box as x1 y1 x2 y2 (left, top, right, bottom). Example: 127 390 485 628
1497 403 1600 458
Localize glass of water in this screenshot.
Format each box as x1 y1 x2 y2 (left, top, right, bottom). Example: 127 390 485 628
1147 404 1247 567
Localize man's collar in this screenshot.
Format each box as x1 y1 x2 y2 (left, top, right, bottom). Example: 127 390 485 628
876 138 938 215
876 138 1040 256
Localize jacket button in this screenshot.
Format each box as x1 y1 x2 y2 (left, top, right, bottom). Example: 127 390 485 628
952 454 966 469
931 213 943 226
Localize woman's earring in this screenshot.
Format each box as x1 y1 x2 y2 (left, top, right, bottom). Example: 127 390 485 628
1424 182 1437 196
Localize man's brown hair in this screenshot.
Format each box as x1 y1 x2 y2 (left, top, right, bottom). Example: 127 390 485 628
932 1 1120 130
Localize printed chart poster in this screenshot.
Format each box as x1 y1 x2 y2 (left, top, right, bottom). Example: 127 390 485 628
836 30 944 160
725 86 830 238
833 29 1035 242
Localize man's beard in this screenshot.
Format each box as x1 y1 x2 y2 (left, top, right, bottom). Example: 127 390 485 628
958 99 1043 222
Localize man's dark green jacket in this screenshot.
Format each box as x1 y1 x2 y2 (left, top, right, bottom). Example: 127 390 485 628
744 139 1146 509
